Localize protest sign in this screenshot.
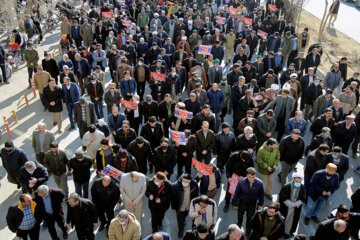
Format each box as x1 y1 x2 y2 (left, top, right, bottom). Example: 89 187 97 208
102 164 123 181
216 17 226 25
192 158 213 176
243 17 253 25
257 30 268 39
198 45 212 55
121 99 138 110
229 6 237 14
228 173 241 195
102 12 113 18
150 72 166 81
169 129 187 145
122 20 131 27
268 4 276 11
174 108 193 119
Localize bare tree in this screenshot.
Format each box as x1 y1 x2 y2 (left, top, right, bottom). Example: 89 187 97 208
283 0 308 29
318 0 338 41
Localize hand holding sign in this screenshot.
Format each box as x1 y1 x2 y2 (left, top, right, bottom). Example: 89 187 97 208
192 158 213 176
198 45 212 55
121 99 138 110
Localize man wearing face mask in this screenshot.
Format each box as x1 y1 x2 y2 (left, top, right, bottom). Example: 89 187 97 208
325 146 349 182
278 129 305 185
333 115 356 155
279 173 306 239
285 110 307 137
153 138 177 179
146 171 173 233
171 174 199 238
165 69 182 102
1 140 29 189
19 161 49 194
304 163 340 225
108 209 141 240
66 192 98 240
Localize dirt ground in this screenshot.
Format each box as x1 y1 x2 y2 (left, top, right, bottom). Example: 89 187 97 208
298 10 360 76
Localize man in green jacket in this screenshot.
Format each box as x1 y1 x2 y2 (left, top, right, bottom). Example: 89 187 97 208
137 8 149 31
280 31 294 67
195 121 215 164
219 78 231 121
312 89 334 118
24 43 39 88
80 19 93 48
256 138 280 200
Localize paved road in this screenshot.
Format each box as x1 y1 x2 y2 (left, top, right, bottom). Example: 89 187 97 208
303 0 360 43
0 24 359 240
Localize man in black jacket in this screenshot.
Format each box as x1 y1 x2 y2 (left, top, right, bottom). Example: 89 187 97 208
0 140 28 188
142 95 160 122
146 171 173 233
127 136 153 174
193 105 216 133
214 122 236 172
153 138 177 179
216 224 245 240
278 129 305 185
66 192 98 240
91 175 120 231
19 161 49 194
35 185 68 240
312 219 349 240
306 127 333 155
249 202 285 240
159 94 176 137
226 64 243 87
176 129 196 177
310 108 335 137
351 110 360 157
6 194 43 240
183 222 216 240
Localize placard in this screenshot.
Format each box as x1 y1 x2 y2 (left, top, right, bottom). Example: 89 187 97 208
102 164 123 181
192 158 213 176
122 20 131 27
229 6 237 14
228 173 241 195
102 11 113 18
198 45 212 55
257 30 268 39
169 129 187 145
150 72 166 81
243 17 253 25
174 108 193 119
121 99 138 110
268 4 276 11
216 16 226 25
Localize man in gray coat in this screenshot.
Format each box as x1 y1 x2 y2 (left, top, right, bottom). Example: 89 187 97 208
74 97 96 140
256 110 277 148
208 61 224 85
324 63 342 96
104 82 122 114
262 89 295 141
191 83 209 108
120 171 146 224
32 123 55 166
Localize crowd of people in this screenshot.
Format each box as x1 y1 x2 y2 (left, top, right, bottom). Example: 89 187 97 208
1 0 360 240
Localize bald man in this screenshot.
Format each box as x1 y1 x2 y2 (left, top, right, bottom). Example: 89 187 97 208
143 232 172 240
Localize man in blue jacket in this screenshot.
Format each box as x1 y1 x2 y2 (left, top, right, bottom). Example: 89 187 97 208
232 167 264 237
62 77 80 130
211 41 225 63
171 174 199 238
207 83 225 132
165 70 182 102
74 53 91 95
120 71 137 101
70 20 82 48
304 163 340 225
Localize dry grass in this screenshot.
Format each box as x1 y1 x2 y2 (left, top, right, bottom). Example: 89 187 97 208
299 10 360 75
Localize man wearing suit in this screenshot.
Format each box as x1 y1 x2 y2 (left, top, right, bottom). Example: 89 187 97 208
74 53 91 95
80 19 93 48
95 21 107 49
32 123 55 166
60 66 76 84
35 185 68 240
196 121 215 164
262 89 295 141
74 97 96 139
24 15 36 39
289 52 306 77
175 60 187 90
173 46 188 66
71 20 82 48
62 77 80 130
120 171 146 224
299 67 316 110
208 60 224 86
305 48 321 74
91 44 107 71
191 83 209 109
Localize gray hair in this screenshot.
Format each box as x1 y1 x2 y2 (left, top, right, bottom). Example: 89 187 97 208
69 192 80 202
102 175 111 182
130 171 139 178
118 209 129 219
25 161 36 169
244 126 253 134
38 122 46 128
37 185 49 195
239 76 245 81
228 224 243 235
63 65 69 70
334 219 347 230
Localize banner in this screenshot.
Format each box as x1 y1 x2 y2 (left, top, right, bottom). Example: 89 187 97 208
268 4 276 11
122 20 131 27
192 158 213 176
174 108 193 119
216 16 226 25
228 173 241 195
102 164 123 181
102 11 113 18
121 99 138 110
243 17 253 25
229 6 237 14
198 45 212 55
96 8 101 14
169 129 187 145
257 30 268 39
150 72 166 81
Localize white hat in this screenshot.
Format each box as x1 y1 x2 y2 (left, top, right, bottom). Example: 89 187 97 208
179 18 184 21
98 119 106 126
292 173 304 180
153 31 158 35
290 73 298 78
181 36 187 41
271 84 279 91
283 82 291 90
154 13 159 17
140 37 144 42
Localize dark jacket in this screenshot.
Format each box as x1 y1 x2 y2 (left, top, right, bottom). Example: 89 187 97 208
127 138 153 174
74 101 96 126
19 162 49 192
86 80 104 101
279 183 306 234
309 169 339 201
305 53 321 73
142 101 160 121
232 177 264 207
227 151 254 178
313 218 349 240
249 207 285 240
34 187 65 218
183 229 216 240
0 147 28 178
159 100 176 122
66 198 98 227
184 98 201 116
307 134 333 155
213 131 236 158
279 135 305 164
68 156 93 183
44 149 69 176
326 153 349 181
74 58 92 77
114 128 137 149
153 145 177 175
149 79 166 101
43 85 63 112
111 153 138 173
143 232 172 240
304 149 328 179
207 89 225 113
145 177 173 210
108 113 126 132
62 82 80 104
195 169 221 195
171 177 199 211
236 95 256 121
91 178 120 207
241 66 258 84
195 130 215 154
333 121 356 148
226 70 243 86
140 122 164 149
310 115 335 137
6 199 44 233
193 112 216 133
236 134 258 152
216 231 244 240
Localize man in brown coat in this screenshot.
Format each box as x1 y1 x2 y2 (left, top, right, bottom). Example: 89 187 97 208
34 65 51 111
115 59 133 89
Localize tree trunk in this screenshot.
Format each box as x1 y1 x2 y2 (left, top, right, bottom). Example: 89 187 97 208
318 0 337 41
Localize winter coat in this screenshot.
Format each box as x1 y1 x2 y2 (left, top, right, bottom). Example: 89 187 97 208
145 178 173 210
207 89 225 113
304 149 328 179
324 70 342 90
313 218 349 240
249 207 285 240
171 177 199 211
337 92 356 115
66 198 98 227
195 169 221 195
19 162 49 192
310 115 335 136
68 156 93 183
153 145 177 175
108 213 141 240
279 135 305 164
111 153 138 173
44 149 69 176
256 142 280 175
312 95 334 117
309 169 339 200
0 147 28 178
91 178 120 208
43 86 63 112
